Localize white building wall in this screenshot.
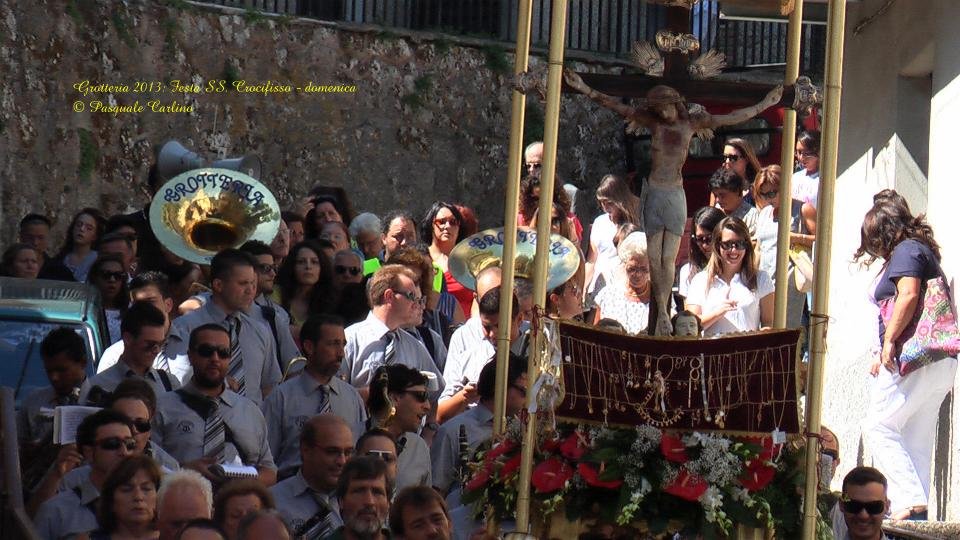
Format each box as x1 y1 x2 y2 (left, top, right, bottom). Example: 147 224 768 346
823 0 959 519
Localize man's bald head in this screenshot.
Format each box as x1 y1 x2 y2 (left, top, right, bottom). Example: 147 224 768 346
300 413 352 447
475 266 502 300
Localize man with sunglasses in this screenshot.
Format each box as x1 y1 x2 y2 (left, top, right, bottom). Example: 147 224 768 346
97 271 177 374
356 429 399 492
97 231 137 279
154 324 277 487
262 315 367 479
834 466 890 540
271 414 353 537
80 301 180 405
240 240 301 373
333 250 365 289
33 410 137 539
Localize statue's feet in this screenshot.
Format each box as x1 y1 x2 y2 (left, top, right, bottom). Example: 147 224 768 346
655 316 674 336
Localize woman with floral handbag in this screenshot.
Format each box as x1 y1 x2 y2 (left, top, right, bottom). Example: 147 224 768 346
855 195 960 520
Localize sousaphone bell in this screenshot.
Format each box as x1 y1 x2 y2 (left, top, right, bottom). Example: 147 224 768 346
448 227 580 291
150 168 281 264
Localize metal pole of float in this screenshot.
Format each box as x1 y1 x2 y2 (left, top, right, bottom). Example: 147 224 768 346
493 0 534 437
802 0 846 537
512 0 568 535
773 0 804 328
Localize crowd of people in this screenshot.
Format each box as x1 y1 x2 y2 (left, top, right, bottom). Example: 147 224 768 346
3 128 947 540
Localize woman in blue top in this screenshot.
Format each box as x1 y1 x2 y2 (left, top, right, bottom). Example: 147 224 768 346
855 194 957 520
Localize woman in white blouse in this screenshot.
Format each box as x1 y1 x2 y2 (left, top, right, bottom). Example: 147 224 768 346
685 217 774 336
593 232 652 335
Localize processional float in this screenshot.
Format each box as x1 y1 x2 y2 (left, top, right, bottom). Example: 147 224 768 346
479 0 843 538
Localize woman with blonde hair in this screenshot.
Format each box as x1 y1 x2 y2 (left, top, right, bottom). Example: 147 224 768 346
585 174 641 302
685 217 774 336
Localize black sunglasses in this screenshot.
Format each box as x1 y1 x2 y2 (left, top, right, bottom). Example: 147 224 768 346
96 437 137 452
131 419 152 434
195 343 231 359
99 270 126 282
335 265 361 276
840 497 885 516
719 240 748 251
692 234 712 245
722 154 741 162
401 390 429 403
758 189 779 200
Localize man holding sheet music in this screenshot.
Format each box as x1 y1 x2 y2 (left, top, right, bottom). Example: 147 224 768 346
152 323 277 487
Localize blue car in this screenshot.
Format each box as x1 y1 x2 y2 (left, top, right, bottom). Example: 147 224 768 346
0 278 108 407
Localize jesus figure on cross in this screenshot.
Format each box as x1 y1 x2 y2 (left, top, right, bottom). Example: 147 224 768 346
564 69 783 335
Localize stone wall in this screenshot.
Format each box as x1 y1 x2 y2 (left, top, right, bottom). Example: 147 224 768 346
1 0 631 243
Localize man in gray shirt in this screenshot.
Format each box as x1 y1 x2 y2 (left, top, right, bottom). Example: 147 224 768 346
153 324 277 486
240 240 301 372
262 314 366 479
271 414 351 537
80 301 180 405
160 249 282 405
18 327 88 446
33 410 136 539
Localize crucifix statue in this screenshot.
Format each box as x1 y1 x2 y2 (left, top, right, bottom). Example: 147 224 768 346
556 1 815 336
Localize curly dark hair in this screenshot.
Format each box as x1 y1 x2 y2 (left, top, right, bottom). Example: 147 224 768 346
56 207 107 259
854 200 940 264
519 176 572 225
276 240 337 315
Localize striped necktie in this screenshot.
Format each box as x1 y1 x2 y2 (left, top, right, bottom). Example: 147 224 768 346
202 398 226 463
382 330 398 365
298 491 337 539
226 315 247 396
316 384 331 415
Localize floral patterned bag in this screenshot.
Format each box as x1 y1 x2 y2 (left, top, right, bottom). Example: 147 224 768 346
878 275 960 376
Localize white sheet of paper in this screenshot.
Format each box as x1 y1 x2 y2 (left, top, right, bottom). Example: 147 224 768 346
52 406 102 445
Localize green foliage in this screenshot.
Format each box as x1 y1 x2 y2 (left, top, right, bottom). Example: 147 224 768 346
161 16 179 58
375 29 403 42
242 7 269 27
400 93 424 109
222 60 240 86
481 44 510 75
413 74 432 94
77 129 99 183
162 0 190 9
433 37 452 55
524 100 545 145
111 10 137 49
65 0 83 23
401 74 433 110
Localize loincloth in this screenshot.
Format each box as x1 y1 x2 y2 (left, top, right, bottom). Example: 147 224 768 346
642 184 686 236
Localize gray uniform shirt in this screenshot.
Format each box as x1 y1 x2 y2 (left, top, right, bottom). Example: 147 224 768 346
78 358 180 404
396 431 432 491
18 386 74 444
261 372 367 476
33 473 99 539
250 294 301 371
431 404 494 495
152 382 276 470
160 300 282 405
340 312 444 392
270 472 343 535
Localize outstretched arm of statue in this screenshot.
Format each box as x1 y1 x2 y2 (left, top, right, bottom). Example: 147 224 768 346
704 85 784 128
563 68 654 126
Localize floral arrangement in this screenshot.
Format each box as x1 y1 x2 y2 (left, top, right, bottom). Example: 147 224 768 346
461 420 832 539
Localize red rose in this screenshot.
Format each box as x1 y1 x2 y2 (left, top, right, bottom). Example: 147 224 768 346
486 438 518 462
664 469 708 502
660 434 689 463
464 463 492 493
532 458 574 493
560 431 589 460
577 462 623 489
739 459 776 492
500 453 522 479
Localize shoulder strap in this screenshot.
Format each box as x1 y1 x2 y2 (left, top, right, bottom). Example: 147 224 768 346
157 370 173 392
174 389 215 420
260 303 284 370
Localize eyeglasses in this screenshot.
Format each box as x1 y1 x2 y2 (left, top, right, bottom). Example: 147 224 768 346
758 189 779 200
796 150 818 159
335 265 361 276
722 154 741 162
401 389 429 402
366 450 396 462
194 344 231 359
433 217 459 228
394 290 427 306
692 234 713 245
95 437 137 452
100 271 126 282
256 263 277 275
839 497 885 516
719 240 748 251
131 419 152 434
510 384 527 398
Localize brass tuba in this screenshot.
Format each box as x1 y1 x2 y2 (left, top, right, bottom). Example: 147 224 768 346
149 168 281 264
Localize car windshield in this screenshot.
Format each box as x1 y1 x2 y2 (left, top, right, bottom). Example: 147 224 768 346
0 321 94 407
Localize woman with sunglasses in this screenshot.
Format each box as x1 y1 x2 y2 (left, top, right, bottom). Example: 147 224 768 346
88 455 162 539
685 217 774 337
56 207 107 282
88 254 130 345
275 240 336 340
367 365 433 492
421 202 470 320
792 130 820 209
678 206 725 305
752 165 817 328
